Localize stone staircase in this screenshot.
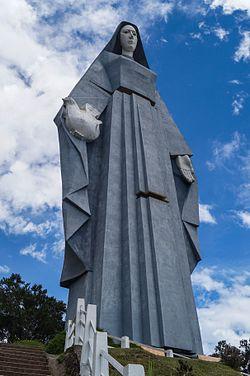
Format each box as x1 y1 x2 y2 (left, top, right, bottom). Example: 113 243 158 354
0 343 51 376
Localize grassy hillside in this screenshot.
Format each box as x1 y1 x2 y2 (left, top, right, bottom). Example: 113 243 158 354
109 348 241 376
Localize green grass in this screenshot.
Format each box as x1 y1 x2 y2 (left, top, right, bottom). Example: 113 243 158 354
109 348 241 376
14 339 45 349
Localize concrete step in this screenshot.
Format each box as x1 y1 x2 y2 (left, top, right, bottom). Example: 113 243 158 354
0 350 46 361
0 364 50 374
0 344 51 376
0 344 44 354
0 360 49 370
0 354 47 366
0 371 51 376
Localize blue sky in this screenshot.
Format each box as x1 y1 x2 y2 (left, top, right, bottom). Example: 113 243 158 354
0 0 249 353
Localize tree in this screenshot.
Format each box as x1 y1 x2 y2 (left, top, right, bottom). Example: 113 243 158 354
214 340 244 371
240 339 250 373
0 273 66 343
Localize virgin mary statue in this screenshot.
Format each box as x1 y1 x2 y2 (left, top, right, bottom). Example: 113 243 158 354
55 21 203 355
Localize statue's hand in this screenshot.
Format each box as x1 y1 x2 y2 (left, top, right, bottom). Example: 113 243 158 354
176 155 195 184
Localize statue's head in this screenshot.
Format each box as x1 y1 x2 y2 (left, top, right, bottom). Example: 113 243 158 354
120 24 138 56
103 21 149 68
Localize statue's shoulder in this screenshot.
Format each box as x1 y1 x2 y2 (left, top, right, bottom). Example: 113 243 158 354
77 52 113 93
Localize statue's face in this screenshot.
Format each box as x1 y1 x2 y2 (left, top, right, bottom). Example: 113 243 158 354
120 25 138 53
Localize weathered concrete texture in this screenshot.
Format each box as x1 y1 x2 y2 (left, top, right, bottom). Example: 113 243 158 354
55 21 203 355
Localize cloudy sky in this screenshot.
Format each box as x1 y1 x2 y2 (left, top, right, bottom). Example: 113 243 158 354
0 0 249 354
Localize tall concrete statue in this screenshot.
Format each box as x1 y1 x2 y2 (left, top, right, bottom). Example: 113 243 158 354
55 21 203 355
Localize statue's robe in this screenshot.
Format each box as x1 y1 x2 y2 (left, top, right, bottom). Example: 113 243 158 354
55 48 203 355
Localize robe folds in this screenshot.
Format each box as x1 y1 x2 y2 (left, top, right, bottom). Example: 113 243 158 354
55 49 203 355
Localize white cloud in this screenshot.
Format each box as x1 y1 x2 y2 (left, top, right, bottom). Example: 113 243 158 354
206 132 242 170
160 37 168 43
213 26 229 40
229 79 242 85
52 238 65 258
206 161 216 171
190 32 203 41
0 265 10 274
20 243 47 263
199 204 217 224
232 92 248 115
177 1 208 16
206 0 250 66
234 31 250 62
236 210 250 228
238 183 250 207
206 133 250 213
240 152 250 177
0 200 59 237
237 151 250 207
192 267 224 292
193 267 250 354
0 2 79 221
139 0 174 21
0 162 61 212
197 22 230 41
206 133 250 211
207 0 250 16
214 132 241 159
197 21 211 36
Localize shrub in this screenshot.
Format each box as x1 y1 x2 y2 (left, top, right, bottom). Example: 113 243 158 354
45 331 65 354
176 359 194 376
64 346 80 376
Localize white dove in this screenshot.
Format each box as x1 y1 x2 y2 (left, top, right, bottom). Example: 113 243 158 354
62 97 102 142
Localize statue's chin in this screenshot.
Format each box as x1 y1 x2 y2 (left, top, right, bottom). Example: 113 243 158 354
123 45 136 52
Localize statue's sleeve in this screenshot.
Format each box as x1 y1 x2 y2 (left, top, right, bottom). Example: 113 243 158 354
172 160 201 272
54 58 112 287
156 92 201 272
156 92 192 156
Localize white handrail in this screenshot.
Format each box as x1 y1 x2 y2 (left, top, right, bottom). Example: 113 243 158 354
93 332 109 376
101 350 124 374
75 298 86 346
172 352 192 359
64 320 75 351
64 298 145 375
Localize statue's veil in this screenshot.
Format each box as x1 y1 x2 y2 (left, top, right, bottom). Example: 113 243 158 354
102 21 149 68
